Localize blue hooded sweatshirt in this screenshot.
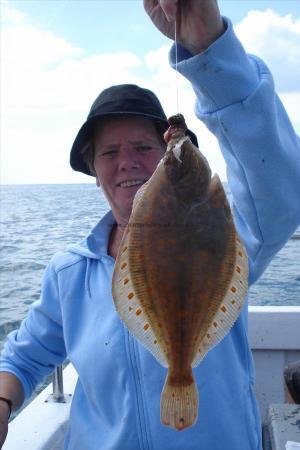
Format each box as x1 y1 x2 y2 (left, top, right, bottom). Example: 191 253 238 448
1 19 300 450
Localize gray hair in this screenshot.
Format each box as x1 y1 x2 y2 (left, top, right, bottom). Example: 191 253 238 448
81 141 96 176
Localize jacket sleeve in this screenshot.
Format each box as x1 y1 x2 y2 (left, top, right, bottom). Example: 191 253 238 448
170 18 300 285
0 256 67 400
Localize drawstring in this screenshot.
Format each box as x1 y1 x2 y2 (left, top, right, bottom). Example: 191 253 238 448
85 258 92 299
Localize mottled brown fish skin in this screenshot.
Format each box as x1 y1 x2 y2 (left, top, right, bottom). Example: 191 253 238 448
113 114 244 430
128 132 236 373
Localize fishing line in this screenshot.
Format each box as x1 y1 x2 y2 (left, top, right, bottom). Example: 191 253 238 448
174 19 179 114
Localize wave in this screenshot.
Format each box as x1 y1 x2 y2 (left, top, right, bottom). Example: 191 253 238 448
0 245 19 252
0 262 46 273
0 320 22 341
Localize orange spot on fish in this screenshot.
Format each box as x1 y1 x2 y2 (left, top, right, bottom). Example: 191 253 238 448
231 300 236 305
136 308 142 316
213 322 218 328
144 323 150 331
121 262 127 270
236 266 241 273
231 286 237 293
124 278 129 285
128 292 134 300
221 306 227 313
238 251 243 257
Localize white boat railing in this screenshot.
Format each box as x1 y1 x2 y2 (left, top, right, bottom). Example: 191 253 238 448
49 365 66 404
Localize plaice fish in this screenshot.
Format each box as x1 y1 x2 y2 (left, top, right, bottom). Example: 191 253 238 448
112 114 248 431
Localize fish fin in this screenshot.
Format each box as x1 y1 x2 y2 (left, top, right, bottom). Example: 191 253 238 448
112 228 169 368
192 236 248 367
161 372 198 431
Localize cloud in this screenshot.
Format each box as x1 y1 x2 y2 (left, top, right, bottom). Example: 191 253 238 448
1 4 299 185
1 0 26 24
1 3 144 184
234 9 300 93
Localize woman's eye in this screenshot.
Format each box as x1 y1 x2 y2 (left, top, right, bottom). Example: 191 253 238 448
137 145 152 151
100 150 117 157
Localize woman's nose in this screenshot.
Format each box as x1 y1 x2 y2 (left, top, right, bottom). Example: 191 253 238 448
118 146 140 170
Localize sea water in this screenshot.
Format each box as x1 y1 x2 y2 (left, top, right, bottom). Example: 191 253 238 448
0 183 299 350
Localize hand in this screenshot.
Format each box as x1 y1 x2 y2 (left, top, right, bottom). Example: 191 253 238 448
0 404 9 449
143 0 225 55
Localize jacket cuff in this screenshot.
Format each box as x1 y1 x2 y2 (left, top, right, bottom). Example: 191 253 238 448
169 18 260 113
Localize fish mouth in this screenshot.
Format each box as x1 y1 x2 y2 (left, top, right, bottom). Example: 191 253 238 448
117 179 148 188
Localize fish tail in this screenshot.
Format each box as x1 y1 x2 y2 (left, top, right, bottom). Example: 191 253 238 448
160 370 199 431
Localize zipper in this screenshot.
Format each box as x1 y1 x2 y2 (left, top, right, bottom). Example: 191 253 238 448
125 328 152 450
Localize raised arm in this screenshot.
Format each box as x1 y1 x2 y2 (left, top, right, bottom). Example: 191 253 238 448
145 0 300 284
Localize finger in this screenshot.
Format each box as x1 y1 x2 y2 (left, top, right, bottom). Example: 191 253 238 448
143 0 155 13
160 0 178 22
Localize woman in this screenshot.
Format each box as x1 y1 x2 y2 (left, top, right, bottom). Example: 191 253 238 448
1 1 300 449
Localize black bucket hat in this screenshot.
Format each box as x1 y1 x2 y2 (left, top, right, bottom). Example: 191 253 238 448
70 83 198 176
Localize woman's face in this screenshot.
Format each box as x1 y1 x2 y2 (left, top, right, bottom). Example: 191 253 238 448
93 116 166 224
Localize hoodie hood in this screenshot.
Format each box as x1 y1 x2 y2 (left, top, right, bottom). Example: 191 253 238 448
67 210 116 260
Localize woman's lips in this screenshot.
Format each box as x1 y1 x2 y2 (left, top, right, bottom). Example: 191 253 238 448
117 179 147 188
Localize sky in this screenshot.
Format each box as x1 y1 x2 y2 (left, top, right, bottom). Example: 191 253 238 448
1 0 300 184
